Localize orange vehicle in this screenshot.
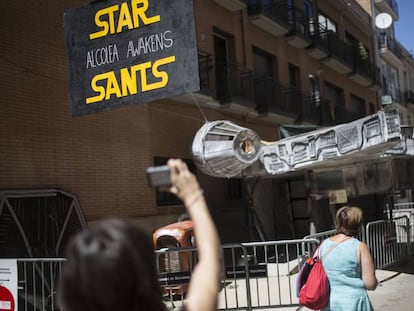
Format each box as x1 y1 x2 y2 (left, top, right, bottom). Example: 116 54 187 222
153 220 196 297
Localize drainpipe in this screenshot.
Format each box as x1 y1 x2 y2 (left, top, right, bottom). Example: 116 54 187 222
240 9 247 66
370 0 382 109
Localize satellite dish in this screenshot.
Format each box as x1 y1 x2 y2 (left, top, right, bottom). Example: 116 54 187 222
375 13 392 29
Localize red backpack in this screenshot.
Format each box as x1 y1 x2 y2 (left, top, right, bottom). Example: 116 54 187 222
298 256 330 310
297 238 350 310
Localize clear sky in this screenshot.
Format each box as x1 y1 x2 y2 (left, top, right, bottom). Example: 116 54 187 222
394 0 414 54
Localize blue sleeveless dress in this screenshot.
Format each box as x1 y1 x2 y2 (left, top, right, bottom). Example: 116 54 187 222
320 238 373 311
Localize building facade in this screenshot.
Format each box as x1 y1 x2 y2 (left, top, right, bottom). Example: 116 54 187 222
1 0 412 244
358 0 414 125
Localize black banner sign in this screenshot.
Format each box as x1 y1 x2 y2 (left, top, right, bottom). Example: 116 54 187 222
225 265 268 279
158 265 268 285
64 0 200 116
159 271 191 286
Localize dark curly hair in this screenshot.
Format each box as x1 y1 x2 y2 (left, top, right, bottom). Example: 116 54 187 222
60 219 167 311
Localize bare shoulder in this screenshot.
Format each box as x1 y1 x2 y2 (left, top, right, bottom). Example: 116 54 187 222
357 241 375 266
356 240 369 261
358 241 371 253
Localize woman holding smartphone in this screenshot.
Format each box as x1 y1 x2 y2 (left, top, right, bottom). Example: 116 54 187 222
60 159 222 311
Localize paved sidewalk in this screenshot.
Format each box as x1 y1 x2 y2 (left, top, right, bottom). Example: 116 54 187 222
368 257 414 311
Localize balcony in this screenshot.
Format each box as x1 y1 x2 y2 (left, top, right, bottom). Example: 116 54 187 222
254 78 365 126
378 34 403 66
302 95 319 124
212 0 247 11
375 0 399 21
348 50 375 87
405 91 414 105
390 87 403 105
247 0 290 36
319 101 364 126
254 77 320 124
327 0 371 34
371 65 382 90
254 77 298 122
322 32 354 74
306 24 329 59
215 62 255 112
174 55 255 113
172 51 218 106
285 6 312 49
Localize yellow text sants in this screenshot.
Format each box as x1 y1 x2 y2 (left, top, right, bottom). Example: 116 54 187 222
90 0 160 40
86 55 176 104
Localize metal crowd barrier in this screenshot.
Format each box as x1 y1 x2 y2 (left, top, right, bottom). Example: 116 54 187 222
15 258 65 311
366 216 411 269
223 239 319 310
5 216 413 311
303 229 337 242
304 218 409 269
393 202 414 253
155 239 320 310
304 227 366 243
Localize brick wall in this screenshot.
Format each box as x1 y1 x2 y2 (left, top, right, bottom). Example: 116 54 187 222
0 0 380 236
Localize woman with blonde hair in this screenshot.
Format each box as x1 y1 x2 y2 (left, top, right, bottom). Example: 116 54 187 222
320 206 377 311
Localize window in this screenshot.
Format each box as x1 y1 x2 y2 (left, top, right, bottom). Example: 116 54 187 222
153 157 197 207
252 47 275 79
350 94 366 115
369 102 376 115
309 74 321 106
324 82 345 123
304 0 315 34
325 82 344 106
318 11 337 33
288 63 300 89
213 28 235 101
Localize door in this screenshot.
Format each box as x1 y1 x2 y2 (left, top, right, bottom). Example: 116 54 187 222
214 33 230 100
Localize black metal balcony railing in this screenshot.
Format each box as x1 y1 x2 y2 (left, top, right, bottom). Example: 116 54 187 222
328 31 354 68
373 65 382 88
308 22 330 52
215 62 255 105
247 0 290 26
319 101 363 126
308 24 376 81
197 51 214 97
195 51 367 125
287 5 312 40
196 52 255 106
405 91 414 105
352 46 374 80
378 34 404 59
253 76 321 123
302 94 319 123
254 77 295 115
394 88 403 104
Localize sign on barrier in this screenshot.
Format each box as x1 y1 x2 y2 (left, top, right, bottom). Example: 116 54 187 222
0 260 17 311
225 265 268 279
159 271 191 286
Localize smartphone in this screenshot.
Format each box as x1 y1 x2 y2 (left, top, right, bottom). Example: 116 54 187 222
146 165 172 188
